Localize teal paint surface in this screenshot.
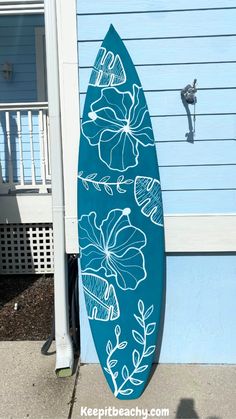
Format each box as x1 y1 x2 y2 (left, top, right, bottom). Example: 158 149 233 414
78 25 165 399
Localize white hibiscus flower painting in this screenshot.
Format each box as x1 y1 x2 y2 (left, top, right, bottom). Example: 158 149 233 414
79 208 147 291
82 84 154 172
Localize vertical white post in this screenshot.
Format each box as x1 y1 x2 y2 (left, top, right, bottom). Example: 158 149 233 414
5 111 14 187
39 109 47 191
44 111 51 180
56 0 80 255
16 110 24 186
44 0 74 375
28 110 36 186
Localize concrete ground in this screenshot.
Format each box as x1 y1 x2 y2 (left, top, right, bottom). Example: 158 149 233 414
0 342 235 419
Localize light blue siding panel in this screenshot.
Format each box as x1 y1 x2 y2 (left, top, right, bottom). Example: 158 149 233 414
152 115 236 142
79 63 236 93
79 89 236 117
157 141 236 166
78 37 236 67
159 256 236 363
163 190 236 213
77 0 236 14
148 89 236 116
160 165 236 190
79 113 235 143
80 255 236 363
78 9 236 40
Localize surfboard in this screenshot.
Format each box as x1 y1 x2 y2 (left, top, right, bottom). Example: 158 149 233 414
78 25 165 399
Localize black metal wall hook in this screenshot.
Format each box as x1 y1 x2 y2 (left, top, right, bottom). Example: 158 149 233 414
181 79 197 104
181 79 197 143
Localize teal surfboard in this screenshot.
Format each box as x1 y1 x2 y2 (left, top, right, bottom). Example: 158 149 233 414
78 25 165 399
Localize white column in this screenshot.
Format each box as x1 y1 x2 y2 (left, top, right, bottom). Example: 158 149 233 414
28 110 36 185
16 110 24 186
5 111 14 187
38 109 47 191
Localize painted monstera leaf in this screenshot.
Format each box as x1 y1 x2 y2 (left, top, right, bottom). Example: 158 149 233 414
134 176 164 227
82 273 120 321
89 47 126 87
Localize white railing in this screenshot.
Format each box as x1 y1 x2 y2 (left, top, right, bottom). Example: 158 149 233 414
0 102 51 193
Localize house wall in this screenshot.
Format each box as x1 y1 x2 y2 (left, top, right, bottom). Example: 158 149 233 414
0 14 45 184
0 14 44 103
76 0 236 363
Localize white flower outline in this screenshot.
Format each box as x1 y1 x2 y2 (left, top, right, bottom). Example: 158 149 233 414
79 208 147 291
82 84 154 172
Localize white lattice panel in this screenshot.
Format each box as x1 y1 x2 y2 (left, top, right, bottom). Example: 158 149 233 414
0 223 54 274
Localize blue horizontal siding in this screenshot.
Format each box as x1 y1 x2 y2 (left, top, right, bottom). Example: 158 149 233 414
80 89 236 116
163 190 236 213
77 0 236 14
0 14 44 103
79 62 236 92
0 15 45 184
77 3 236 216
0 37 35 47
77 0 236 364
77 9 236 39
79 255 236 364
160 255 236 363
78 37 236 66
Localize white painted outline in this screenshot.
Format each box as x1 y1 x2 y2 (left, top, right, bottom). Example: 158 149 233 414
82 272 120 321
134 176 164 227
89 47 126 87
77 171 133 194
104 300 157 397
82 84 154 172
79 208 147 291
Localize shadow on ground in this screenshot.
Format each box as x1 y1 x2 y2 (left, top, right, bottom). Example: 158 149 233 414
175 398 221 419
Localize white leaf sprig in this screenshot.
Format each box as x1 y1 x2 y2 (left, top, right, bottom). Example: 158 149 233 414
78 171 133 195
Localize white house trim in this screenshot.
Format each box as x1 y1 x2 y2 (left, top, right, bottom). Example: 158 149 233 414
56 0 81 255
164 214 236 253
0 194 52 223
0 0 44 14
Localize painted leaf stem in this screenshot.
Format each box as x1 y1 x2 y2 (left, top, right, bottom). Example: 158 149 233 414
78 171 133 195
104 300 157 397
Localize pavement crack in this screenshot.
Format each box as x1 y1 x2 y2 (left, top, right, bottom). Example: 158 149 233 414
67 359 80 419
